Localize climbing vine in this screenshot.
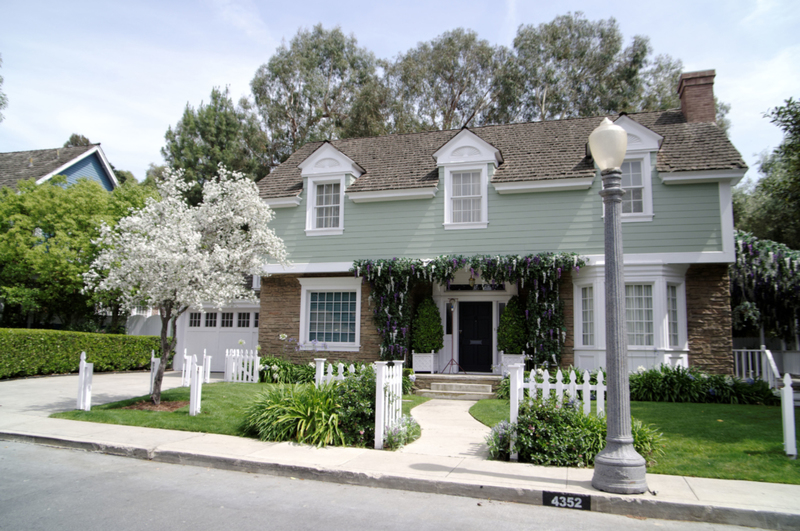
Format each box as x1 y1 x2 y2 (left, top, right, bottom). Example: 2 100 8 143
352 253 586 363
730 231 800 339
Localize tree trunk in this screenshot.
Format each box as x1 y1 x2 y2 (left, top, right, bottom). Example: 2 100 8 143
150 305 173 405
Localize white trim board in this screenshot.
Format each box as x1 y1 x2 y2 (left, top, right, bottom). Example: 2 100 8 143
36 145 119 188
492 177 594 194
347 187 438 203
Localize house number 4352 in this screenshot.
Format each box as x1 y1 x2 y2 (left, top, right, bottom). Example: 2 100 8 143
543 491 591 511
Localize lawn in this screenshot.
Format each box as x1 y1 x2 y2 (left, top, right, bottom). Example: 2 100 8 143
470 399 800 485
52 382 429 437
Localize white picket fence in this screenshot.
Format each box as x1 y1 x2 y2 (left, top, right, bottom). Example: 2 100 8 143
181 349 212 386
189 355 204 416
374 361 405 450
76 351 93 411
314 358 357 386
780 373 797 458
508 364 606 426
224 349 260 383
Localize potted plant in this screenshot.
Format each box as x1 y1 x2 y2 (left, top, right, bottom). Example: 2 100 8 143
497 295 526 373
411 298 444 373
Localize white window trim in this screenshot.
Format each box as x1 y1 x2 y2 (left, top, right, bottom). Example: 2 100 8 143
305 174 345 236
443 165 489 230
298 277 362 352
615 155 654 223
578 284 596 347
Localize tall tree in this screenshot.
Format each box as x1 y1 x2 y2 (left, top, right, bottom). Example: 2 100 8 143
249 25 380 165
385 28 509 130
162 87 264 205
84 167 288 404
0 53 7 123
63 133 92 147
734 98 800 249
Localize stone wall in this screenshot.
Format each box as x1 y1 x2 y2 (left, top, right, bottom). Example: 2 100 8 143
259 274 382 365
686 263 733 374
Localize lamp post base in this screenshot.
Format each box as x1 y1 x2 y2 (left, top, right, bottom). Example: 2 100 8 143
592 438 648 494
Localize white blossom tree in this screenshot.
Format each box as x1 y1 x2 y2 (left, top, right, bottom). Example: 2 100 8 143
84 166 288 403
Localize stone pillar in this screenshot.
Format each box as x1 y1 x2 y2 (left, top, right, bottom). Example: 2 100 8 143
686 264 733 374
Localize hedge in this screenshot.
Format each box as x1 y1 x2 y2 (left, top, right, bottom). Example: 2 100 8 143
0 328 161 379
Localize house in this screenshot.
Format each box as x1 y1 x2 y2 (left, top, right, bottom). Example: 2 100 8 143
0 144 118 191
179 70 746 375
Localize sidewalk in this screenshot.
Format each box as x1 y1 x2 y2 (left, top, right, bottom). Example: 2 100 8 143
1 372 798 530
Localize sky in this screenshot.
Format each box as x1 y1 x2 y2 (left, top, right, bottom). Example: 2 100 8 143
0 0 798 183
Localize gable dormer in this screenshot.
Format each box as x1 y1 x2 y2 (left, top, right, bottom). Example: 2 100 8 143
433 130 502 230
610 115 664 223
297 143 364 237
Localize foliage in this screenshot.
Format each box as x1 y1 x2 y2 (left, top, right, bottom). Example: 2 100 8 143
511 12 682 122
383 415 421 450
84 167 288 404
0 328 159 379
63 133 92 147
352 253 585 362
629 364 779 405
386 28 508 130
411 298 444 355
259 356 315 384
0 53 6 122
485 419 513 460
250 24 380 167
497 296 526 354
242 383 343 447
162 87 267 205
729 230 800 339
336 367 377 446
0 176 153 329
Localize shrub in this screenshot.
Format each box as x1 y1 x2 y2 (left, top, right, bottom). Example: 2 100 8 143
629 365 779 405
485 420 514 460
242 383 344 447
337 367 378 446
411 298 443 354
497 295 526 354
497 397 662 468
259 356 315 384
0 328 160 379
384 416 421 450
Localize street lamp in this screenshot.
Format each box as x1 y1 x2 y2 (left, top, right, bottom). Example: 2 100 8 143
589 118 648 494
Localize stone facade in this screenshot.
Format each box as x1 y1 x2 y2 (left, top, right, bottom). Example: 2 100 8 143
259 273 383 365
686 263 733 374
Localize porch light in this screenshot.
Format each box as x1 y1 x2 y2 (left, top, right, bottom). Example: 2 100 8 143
589 118 648 494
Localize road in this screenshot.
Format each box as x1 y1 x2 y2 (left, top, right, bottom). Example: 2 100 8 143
1 441 751 531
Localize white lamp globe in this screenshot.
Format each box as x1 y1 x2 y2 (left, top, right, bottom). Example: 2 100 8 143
588 118 628 171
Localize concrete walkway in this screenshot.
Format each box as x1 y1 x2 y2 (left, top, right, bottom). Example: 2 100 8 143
1 372 799 530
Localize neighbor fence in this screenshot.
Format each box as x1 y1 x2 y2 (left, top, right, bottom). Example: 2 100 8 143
314 358 357 386
181 349 212 386
224 349 259 383
76 351 93 411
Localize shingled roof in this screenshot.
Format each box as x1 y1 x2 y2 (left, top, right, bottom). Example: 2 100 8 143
0 144 105 189
258 109 747 199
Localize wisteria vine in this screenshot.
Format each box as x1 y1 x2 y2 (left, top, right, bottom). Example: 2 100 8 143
352 253 586 363
730 231 800 339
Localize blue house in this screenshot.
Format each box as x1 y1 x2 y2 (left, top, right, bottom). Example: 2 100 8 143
0 144 118 191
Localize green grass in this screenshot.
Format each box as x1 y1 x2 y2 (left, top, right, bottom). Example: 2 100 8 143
52 382 429 440
469 399 800 485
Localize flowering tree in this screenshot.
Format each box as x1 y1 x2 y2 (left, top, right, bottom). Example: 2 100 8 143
84 167 288 403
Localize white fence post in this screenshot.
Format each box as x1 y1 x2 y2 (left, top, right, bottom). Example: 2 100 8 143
596 371 606 416
509 368 607 424
150 350 160 395
77 351 93 411
782 373 797 459
314 358 326 387
189 355 203 416
374 362 387 450
181 349 193 386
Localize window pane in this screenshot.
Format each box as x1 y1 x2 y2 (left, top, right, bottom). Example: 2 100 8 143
668 285 679 347
621 161 644 214
625 284 653 346
581 286 594 346
307 291 357 344
189 312 201 327
205 313 217 327
314 183 340 228
221 312 233 327
238 312 250 328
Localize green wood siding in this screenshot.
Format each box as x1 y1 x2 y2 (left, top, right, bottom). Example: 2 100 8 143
268 168 722 263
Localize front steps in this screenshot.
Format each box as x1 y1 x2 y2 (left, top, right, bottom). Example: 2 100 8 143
414 373 502 400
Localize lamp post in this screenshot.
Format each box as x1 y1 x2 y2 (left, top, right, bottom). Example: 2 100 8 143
589 118 648 494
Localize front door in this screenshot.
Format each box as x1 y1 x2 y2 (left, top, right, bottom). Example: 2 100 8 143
459 301 493 372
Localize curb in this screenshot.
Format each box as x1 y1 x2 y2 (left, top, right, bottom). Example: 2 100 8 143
2 431 798 531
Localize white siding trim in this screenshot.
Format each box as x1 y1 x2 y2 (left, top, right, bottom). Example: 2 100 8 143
263 196 301 208
263 262 354 274
659 169 746 186
492 177 594 194
347 187 438 203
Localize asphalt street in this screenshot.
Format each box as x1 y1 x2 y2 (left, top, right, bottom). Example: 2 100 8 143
1 440 754 531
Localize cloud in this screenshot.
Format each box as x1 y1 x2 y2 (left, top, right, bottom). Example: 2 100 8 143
207 0 276 48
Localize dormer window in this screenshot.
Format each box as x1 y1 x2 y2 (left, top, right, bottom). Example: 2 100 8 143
608 116 662 223
621 160 644 214
314 182 341 228
451 171 482 223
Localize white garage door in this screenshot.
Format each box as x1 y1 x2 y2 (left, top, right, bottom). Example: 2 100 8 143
175 304 260 373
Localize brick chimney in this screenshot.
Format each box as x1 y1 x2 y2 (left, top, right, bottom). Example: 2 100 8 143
678 70 716 123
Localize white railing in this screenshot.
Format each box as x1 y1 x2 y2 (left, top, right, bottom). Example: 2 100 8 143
509 364 606 426
314 358 357 386
224 349 260 383
374 360 405 450
77 351 93 411
733 346 781 388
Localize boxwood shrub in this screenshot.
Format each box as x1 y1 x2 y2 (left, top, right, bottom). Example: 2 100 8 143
0 328 160 379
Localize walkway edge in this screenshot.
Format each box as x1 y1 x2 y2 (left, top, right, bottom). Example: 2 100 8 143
2 429 798 531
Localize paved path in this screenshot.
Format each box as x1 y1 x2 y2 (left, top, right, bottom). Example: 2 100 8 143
1 372 799 530
401 399 490 459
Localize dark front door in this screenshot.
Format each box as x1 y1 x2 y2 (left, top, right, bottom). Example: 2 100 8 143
459 301 493 373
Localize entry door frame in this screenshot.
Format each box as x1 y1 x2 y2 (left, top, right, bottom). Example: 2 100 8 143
432 279 517 374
